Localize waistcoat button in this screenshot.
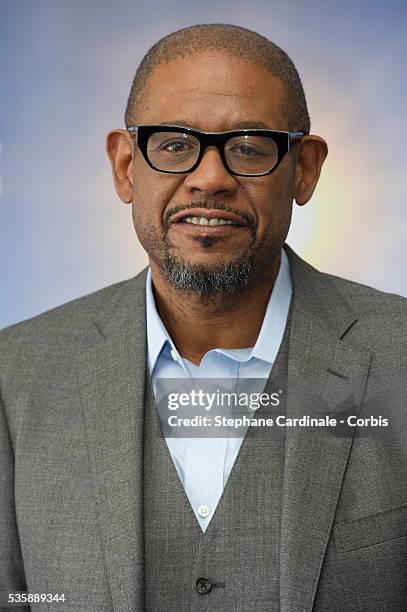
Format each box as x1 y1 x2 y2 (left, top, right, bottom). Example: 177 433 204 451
195 577 212 594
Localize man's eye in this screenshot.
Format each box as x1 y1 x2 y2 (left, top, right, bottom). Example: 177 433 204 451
232 144 265 156
162 140 193 153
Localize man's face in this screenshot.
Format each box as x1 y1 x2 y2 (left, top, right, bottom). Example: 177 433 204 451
127 52 299 293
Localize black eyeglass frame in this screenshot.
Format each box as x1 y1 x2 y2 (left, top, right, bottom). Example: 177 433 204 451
126 124 304 177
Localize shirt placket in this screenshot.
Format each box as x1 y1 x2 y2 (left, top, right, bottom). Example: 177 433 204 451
184 353 239 530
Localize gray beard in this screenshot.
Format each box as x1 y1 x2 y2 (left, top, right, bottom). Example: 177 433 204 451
160 253 255 296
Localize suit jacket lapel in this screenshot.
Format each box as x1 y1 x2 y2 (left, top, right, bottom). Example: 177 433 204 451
280 247 372 611
77 270 148 611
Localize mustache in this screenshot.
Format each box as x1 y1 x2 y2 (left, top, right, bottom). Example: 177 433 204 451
163 201 257 232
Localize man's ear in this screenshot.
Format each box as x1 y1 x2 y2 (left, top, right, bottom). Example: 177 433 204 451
106 129 134 204
294 135 328 206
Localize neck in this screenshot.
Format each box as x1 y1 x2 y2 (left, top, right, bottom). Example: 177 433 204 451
150 252 282 365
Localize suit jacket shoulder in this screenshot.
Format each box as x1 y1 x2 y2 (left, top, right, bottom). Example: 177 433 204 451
321 267 407 315
284 245 407 355
0 269 148 394
312 265 407 351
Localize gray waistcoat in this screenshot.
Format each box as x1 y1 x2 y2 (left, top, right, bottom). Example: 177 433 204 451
143 322 290 612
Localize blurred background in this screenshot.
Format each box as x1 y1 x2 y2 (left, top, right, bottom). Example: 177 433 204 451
1 0 406 328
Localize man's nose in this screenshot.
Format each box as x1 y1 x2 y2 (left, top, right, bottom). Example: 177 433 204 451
183 146 238 197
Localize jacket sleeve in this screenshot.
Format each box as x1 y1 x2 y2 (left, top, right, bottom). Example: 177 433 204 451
0 389 29 611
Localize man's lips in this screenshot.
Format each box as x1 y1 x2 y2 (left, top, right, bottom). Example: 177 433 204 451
169 208 248 227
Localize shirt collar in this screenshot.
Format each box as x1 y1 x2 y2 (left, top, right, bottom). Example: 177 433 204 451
145 269 174 374
250 247 292 363
146 247 293 373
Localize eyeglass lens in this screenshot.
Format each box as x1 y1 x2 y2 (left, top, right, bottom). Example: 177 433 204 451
146 131 279 175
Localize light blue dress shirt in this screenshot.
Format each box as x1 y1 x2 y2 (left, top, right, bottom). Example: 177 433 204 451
146 247 293 531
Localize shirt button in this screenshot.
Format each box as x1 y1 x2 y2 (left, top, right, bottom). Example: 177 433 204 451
198 504 210 518
195 577 212 594
170 349 178 362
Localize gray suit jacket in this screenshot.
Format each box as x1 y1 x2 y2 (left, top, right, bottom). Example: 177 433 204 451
1 245 407 611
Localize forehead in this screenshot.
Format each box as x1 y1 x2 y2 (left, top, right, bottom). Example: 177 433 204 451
138 51 287 131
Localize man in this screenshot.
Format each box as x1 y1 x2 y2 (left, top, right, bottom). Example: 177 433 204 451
1 23 407 612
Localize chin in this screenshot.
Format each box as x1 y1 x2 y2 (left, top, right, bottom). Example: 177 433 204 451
159 251 255 296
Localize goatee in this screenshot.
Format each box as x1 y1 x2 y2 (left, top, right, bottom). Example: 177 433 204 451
160 253 255 296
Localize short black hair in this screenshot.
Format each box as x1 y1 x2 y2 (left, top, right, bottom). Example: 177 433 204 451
125 23 310 134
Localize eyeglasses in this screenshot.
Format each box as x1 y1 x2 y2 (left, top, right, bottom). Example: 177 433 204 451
126 124 303 177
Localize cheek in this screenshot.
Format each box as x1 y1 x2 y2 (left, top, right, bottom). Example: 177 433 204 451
131 202 163 258
132 162 181 224
244 183 293 237
130 171 161 246
257 165 296 230
130 175 177 257
131 185 164 246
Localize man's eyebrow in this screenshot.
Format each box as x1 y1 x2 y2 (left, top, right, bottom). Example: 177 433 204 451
158 120 189 127
233 121 271 129
157 120 273 130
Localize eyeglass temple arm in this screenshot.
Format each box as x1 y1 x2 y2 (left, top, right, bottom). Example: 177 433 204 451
289 131 304 145
127 126 140 148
